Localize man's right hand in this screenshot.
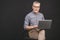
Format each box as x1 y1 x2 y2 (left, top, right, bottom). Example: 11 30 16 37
33 25 38 28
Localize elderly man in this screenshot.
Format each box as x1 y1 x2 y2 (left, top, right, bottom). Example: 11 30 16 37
24 1 45 40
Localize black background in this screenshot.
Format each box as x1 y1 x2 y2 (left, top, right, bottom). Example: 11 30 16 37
1 0 60 40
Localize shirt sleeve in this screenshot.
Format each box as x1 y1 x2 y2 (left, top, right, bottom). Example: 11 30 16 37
24 15 30 29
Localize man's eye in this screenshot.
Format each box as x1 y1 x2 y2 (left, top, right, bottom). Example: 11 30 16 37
33 6 40 8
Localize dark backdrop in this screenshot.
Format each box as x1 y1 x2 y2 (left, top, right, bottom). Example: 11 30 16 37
1 0 60 40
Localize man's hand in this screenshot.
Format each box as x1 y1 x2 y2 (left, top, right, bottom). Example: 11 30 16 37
25 25 38 30
33 25 38 28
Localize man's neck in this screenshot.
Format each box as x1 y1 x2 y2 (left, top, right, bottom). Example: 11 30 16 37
33 11 39 15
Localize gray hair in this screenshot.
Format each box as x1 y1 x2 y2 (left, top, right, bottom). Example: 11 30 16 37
33 1 40 5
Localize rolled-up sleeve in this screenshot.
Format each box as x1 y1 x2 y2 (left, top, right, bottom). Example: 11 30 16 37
24 15 30 29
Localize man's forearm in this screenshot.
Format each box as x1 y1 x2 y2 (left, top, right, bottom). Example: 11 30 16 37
24 25 38 30
24 26 34 30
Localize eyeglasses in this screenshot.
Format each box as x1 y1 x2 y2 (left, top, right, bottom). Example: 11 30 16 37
33 6 40 8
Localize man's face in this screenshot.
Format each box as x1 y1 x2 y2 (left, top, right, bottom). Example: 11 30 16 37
32 3 40 13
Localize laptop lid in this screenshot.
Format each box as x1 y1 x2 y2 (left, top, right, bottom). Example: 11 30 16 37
38 20 52 29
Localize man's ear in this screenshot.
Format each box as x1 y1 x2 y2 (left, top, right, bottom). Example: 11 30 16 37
32 6 33 9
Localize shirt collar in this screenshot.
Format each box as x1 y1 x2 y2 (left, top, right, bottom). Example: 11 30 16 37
32 11 40 15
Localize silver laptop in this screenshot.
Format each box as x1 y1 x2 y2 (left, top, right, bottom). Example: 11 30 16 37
38 20 52 29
